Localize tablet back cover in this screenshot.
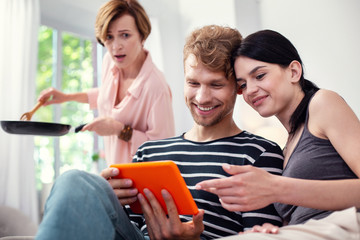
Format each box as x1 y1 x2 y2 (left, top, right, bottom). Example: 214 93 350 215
110 161 198 215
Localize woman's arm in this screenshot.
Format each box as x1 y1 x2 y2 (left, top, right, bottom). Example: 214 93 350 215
309 89 360 176
196 164 360 212
38 87 89 106
276 177 360 210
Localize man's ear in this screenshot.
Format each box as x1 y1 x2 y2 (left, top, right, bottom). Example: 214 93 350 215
289 60 302 83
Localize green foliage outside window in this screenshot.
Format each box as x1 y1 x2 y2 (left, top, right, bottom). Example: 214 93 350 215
34 26 97 190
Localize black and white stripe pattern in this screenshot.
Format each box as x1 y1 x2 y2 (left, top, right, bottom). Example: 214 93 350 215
128 131 284 239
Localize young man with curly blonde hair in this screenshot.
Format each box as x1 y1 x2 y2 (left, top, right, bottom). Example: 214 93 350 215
36 25 283 240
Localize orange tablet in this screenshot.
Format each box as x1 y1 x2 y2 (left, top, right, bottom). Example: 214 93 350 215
110 161 198 215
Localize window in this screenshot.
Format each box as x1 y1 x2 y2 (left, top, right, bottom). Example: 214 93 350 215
35 26 104 190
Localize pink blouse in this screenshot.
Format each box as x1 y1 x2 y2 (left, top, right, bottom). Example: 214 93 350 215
87 51 175 164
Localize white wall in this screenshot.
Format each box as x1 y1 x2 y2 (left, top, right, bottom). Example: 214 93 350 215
240 0 360 146
142 0 243 135
260 0 360 117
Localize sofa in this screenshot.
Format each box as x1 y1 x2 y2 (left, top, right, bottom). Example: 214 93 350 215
0 206 37 240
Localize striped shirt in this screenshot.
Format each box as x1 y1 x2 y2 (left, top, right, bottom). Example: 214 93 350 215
128 131 284 239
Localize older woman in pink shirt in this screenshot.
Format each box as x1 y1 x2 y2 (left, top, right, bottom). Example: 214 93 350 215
38 0 175 164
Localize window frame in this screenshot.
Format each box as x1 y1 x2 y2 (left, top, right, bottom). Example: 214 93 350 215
36 25 104 187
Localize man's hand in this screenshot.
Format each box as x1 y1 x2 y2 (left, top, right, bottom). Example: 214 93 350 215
100 167 138 205
138 188 204 240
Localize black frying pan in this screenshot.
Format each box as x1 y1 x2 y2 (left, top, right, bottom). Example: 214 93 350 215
0 121 85 136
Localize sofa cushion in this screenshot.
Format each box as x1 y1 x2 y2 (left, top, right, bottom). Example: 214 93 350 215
0 206 37 238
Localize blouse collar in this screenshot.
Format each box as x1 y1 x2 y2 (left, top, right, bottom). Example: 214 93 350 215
110 50 153 99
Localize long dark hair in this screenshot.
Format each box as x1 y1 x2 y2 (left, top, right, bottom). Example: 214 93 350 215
232 30 319 135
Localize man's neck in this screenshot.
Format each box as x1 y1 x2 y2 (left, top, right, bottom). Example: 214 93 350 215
184 120 242 142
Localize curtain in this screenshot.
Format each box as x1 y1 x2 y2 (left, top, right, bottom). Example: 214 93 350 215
0 0 40 224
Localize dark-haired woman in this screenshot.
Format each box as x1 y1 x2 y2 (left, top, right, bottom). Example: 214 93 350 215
197 30 360 240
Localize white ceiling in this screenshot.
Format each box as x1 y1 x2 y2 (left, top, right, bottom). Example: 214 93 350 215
39 0 108 38
42 0 107 14
68 0 105 11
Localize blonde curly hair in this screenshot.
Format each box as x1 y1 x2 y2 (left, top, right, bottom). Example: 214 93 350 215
183 25 242 80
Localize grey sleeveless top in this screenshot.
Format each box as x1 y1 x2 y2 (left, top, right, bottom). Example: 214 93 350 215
274 99 357 225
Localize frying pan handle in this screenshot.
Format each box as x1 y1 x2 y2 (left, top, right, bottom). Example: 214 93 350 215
75 124 86 133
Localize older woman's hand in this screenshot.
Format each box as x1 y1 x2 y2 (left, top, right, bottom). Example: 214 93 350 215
82 117 124 136
38 87 68 106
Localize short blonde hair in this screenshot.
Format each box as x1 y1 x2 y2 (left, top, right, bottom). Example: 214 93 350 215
95 0 151 46
183 25 242 80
